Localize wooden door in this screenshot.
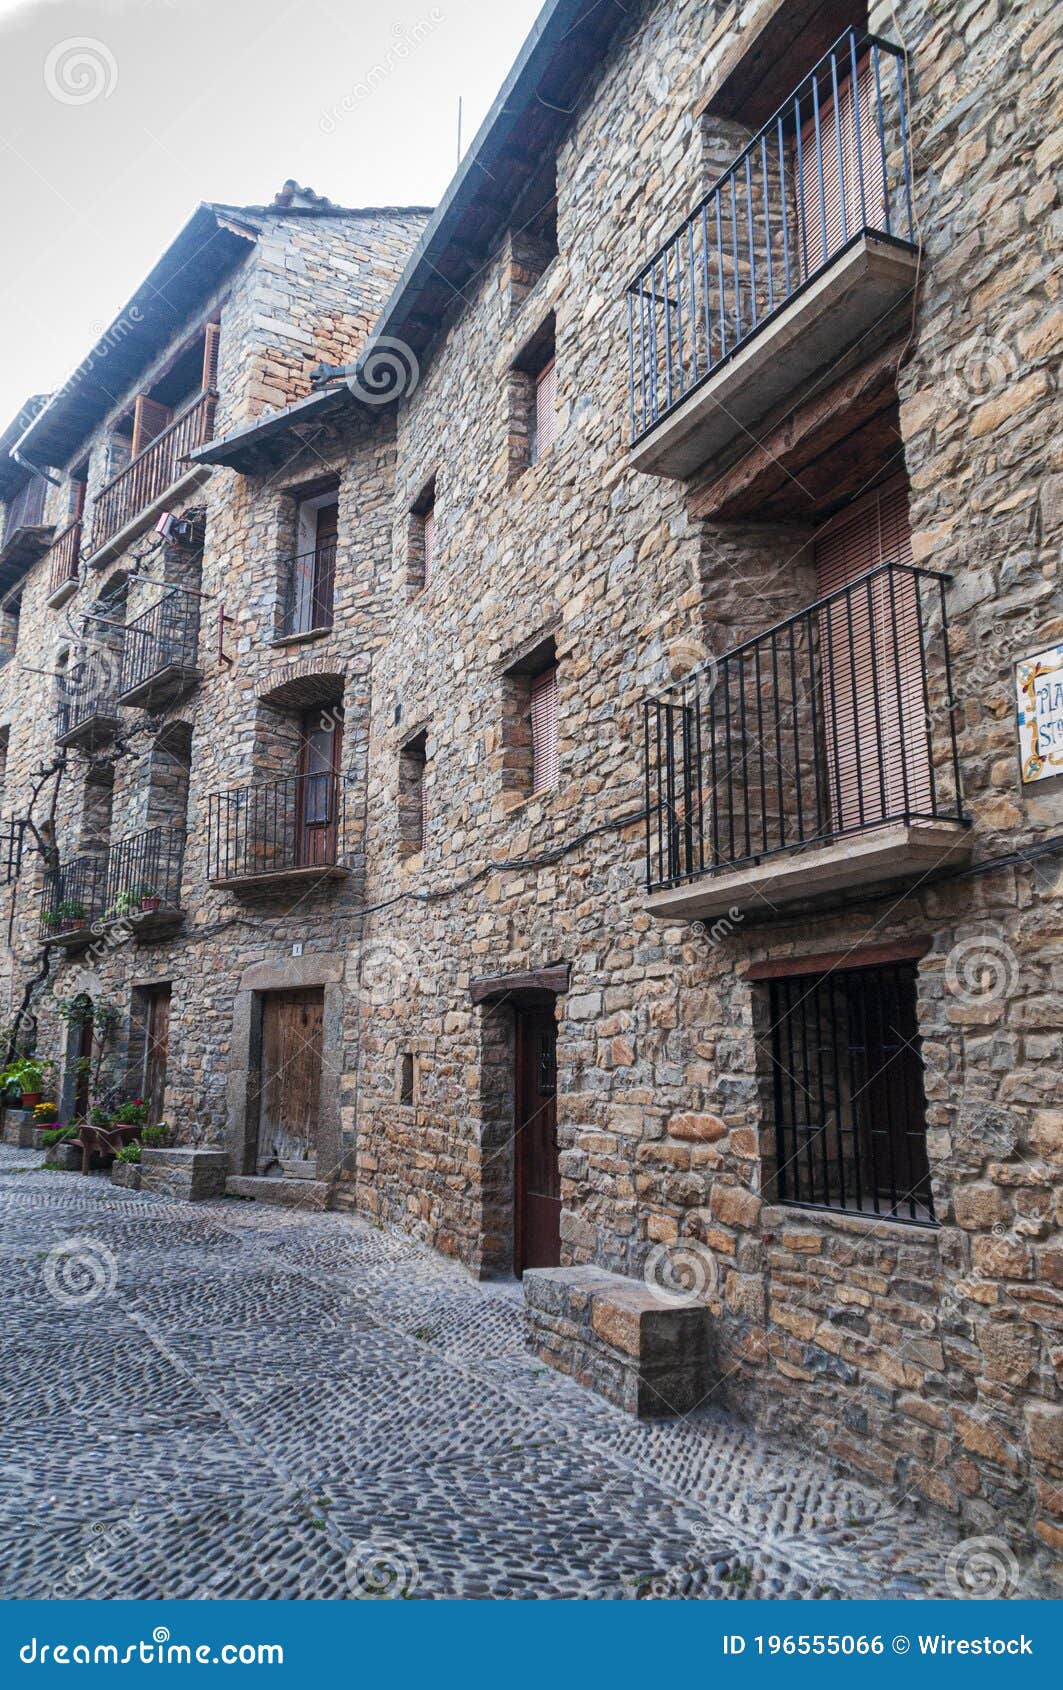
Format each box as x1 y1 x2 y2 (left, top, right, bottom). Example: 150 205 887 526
256 988 324 1173
515 1008 560 1273
143 985 171 1126
815 479 930 833
296 709 342 867
74 1012 93 1119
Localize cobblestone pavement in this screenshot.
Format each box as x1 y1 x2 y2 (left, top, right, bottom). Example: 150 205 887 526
0 1145 1026 1601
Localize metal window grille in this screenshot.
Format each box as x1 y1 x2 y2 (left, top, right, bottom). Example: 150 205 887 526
765 960 934 1224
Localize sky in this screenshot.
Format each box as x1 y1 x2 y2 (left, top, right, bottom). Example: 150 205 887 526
0 0 545 426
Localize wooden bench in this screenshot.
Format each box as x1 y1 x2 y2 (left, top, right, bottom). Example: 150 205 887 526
68 1123 142 1175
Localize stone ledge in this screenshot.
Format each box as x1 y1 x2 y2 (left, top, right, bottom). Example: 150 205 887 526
1 1108 39 1148
523 1264 712 1417
225 1174 330 1210
139 1147 229 1202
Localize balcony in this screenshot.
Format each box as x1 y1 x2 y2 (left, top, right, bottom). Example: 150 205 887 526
118 591 201 709
627 30 917 480
207 772 348 890
104 826 185 935
45 519 83 610
643 564 970 920
55 687 120 751
38 854 107 946
276 541 337 642
0 475 52 568
87 391 216 563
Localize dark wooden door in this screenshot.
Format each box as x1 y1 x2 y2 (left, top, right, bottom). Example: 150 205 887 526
143 985 171 1125
296 709 342 867
74 1011 93 1119
515 1008 560 1273
256 988 324 1173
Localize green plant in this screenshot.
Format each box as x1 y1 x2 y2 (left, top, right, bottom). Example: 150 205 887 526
115 1142 141 1165
40 1125 75 1147
110 892 140 917
112 1098 148 1127
54 899 86 923
0 1056 53 1095
88 1104 112 1130
141 1122 171 1146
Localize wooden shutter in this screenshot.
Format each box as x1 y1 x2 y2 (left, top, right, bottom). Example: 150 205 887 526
422 505 436 587
531 665 559 793
532 357 557 463
130 395 172 459
201 322 221 393
815 478 929 832
797 55 885 275
313 502 337 628
420 755 428 847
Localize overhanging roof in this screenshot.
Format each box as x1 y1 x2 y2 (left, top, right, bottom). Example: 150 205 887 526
0 395 50 499
190 0 635 470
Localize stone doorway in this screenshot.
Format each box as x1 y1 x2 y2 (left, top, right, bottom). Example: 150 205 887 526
255 987 324 1176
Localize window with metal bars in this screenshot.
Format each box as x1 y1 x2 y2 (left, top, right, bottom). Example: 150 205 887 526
762 959 934 1225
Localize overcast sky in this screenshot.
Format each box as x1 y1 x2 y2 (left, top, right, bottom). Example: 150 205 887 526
0 0 544 426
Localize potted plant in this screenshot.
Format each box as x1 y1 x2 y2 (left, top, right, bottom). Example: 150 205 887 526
110 891 140 919
112 1141 142 1190
0 1057 54 1109
54 899 86 934
137 885 162 914
112 1098 148 1127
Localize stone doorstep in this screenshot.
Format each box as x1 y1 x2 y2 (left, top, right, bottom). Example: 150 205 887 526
523 1264 712 1418
225 1174 331 1210
139 1147 230 1202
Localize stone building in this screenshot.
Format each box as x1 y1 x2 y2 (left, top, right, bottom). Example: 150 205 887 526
1 0 1061 1576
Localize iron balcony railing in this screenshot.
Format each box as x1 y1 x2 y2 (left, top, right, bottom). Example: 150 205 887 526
56 685 119 744
279 541 337 638
627 29 914 445
46 518 82 600
88 390 216 554
39 853 108 940
119 590 200 699
104 826 185 919
644 563 964 894
207 771 345 884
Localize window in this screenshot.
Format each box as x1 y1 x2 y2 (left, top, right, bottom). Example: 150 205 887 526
530 665 559 793
529 358 557 467
398 730 427 854
399 1052 416 1106
0 591 20 663
407 479 436 596
760 957 933 1224
285 483 338 636
501 634 559 800
509 315 556 481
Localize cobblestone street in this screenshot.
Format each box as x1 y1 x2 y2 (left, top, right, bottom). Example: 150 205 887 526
0 1146 1022 1601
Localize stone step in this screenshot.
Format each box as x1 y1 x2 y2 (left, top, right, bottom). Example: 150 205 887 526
140 1147 229 1202
225 1174 330 1210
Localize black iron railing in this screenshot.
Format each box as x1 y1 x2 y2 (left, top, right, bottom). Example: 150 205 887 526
279 542 337 637
207 771 345 883
55 680 119 744
766 960 935 1224
104 826 184 918
644 563 963 893
88 390 216 553
39 854 108 939
120 590 200 698
627 29 914 444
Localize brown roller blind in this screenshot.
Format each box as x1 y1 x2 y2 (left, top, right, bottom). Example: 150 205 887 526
531 357 557 464
531 665 559 794
815 478 930 831
797 54 885 274
422 505 436 587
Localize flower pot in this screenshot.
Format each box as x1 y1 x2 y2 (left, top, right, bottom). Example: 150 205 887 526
140 896 161 913
20 1092 41 1108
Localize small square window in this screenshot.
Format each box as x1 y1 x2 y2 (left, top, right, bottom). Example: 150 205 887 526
759 959 933 1225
